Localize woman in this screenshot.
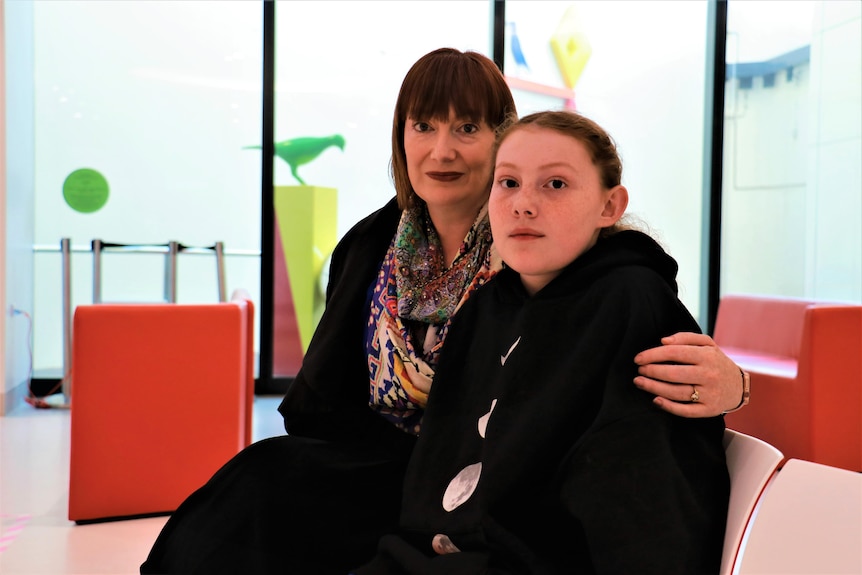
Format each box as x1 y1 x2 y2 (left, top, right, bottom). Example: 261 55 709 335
353 110 729 574
142 48 744 575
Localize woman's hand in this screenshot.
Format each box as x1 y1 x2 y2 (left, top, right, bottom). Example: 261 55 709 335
634 332 745 418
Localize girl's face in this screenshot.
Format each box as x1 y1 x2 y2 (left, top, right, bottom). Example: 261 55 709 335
403 109 496 217
489 125 627 295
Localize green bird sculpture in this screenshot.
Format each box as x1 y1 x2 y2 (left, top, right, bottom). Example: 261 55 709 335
244 134 346 185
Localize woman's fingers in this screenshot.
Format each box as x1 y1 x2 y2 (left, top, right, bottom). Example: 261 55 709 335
633 332 744 416
635 376 715 418
633 333 719 366
634 376 700 403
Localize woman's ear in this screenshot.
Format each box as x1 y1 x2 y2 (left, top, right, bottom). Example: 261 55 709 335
600 185 628 226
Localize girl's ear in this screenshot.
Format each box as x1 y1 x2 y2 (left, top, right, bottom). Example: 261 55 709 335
599 185 628 227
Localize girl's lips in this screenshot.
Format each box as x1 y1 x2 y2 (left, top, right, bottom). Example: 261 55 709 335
509 228 543 238
427 172 462 182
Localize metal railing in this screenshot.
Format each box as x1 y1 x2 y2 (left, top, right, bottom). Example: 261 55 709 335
45 238 259 406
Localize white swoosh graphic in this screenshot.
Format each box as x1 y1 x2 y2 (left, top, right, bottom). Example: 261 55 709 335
500 336 521 366
477 398 497 438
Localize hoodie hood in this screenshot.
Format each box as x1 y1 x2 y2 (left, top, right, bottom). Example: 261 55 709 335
497 229 680 299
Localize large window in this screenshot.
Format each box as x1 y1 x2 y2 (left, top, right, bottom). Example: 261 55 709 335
721 1 862 303
29 1 264 379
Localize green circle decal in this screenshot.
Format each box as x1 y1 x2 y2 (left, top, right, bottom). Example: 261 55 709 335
63 168 109 213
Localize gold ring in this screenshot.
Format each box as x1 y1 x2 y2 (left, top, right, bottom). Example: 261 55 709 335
690 386 700 403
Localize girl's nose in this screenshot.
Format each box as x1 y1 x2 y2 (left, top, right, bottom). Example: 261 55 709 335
513 188 536 217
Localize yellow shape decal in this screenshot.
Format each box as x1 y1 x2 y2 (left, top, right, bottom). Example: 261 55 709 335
550 5 592 89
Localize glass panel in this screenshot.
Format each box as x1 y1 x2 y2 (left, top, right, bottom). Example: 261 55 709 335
30 1 264 378
503 1 710 322
270 0 492 379
722 0 862 302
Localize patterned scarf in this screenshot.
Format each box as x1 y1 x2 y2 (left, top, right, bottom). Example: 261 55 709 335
366 203 501 435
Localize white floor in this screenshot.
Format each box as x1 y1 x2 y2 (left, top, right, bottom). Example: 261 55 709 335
0 394 286 575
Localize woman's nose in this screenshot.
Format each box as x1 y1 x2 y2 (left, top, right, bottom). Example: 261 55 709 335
431 132 456 161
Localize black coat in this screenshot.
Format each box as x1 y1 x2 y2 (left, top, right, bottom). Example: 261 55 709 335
278 197 417 455
357 231 730 574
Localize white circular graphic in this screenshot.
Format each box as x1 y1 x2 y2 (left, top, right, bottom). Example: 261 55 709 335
442 462 482 511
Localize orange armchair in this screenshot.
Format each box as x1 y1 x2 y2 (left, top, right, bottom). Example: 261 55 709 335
713 294 862 472
68 295 255 523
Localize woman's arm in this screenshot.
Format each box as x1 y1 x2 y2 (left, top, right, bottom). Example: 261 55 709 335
633 332 748 417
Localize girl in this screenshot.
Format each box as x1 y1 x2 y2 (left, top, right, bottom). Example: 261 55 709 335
354 111 729 574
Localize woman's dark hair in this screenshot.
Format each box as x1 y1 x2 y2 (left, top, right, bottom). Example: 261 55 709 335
391 48 517 209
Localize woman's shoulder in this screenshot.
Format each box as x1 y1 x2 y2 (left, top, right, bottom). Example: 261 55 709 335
342 197 401 241
330 197 401 264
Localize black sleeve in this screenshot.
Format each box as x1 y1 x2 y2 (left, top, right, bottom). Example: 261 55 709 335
555 270 728 575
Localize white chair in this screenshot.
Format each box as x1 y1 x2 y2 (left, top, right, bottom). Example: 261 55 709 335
721 429 784 575
735 458 862 574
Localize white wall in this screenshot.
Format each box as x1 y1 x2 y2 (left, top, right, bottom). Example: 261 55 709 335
1 0 7 413
2 0 37 414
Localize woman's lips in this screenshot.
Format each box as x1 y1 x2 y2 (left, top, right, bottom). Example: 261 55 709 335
426 172 462 182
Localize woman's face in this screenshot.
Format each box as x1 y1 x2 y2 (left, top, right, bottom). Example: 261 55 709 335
489 125 626 295
403 109 496 216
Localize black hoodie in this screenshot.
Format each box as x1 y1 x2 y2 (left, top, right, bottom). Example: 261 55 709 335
356 230 729 575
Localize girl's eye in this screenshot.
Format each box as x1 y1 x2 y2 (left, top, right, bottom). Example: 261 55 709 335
499 178 519 189
548 179 567 189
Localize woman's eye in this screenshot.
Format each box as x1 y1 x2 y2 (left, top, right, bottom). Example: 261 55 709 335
413 121 431 132
548 179 567 189
461 123 479 134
